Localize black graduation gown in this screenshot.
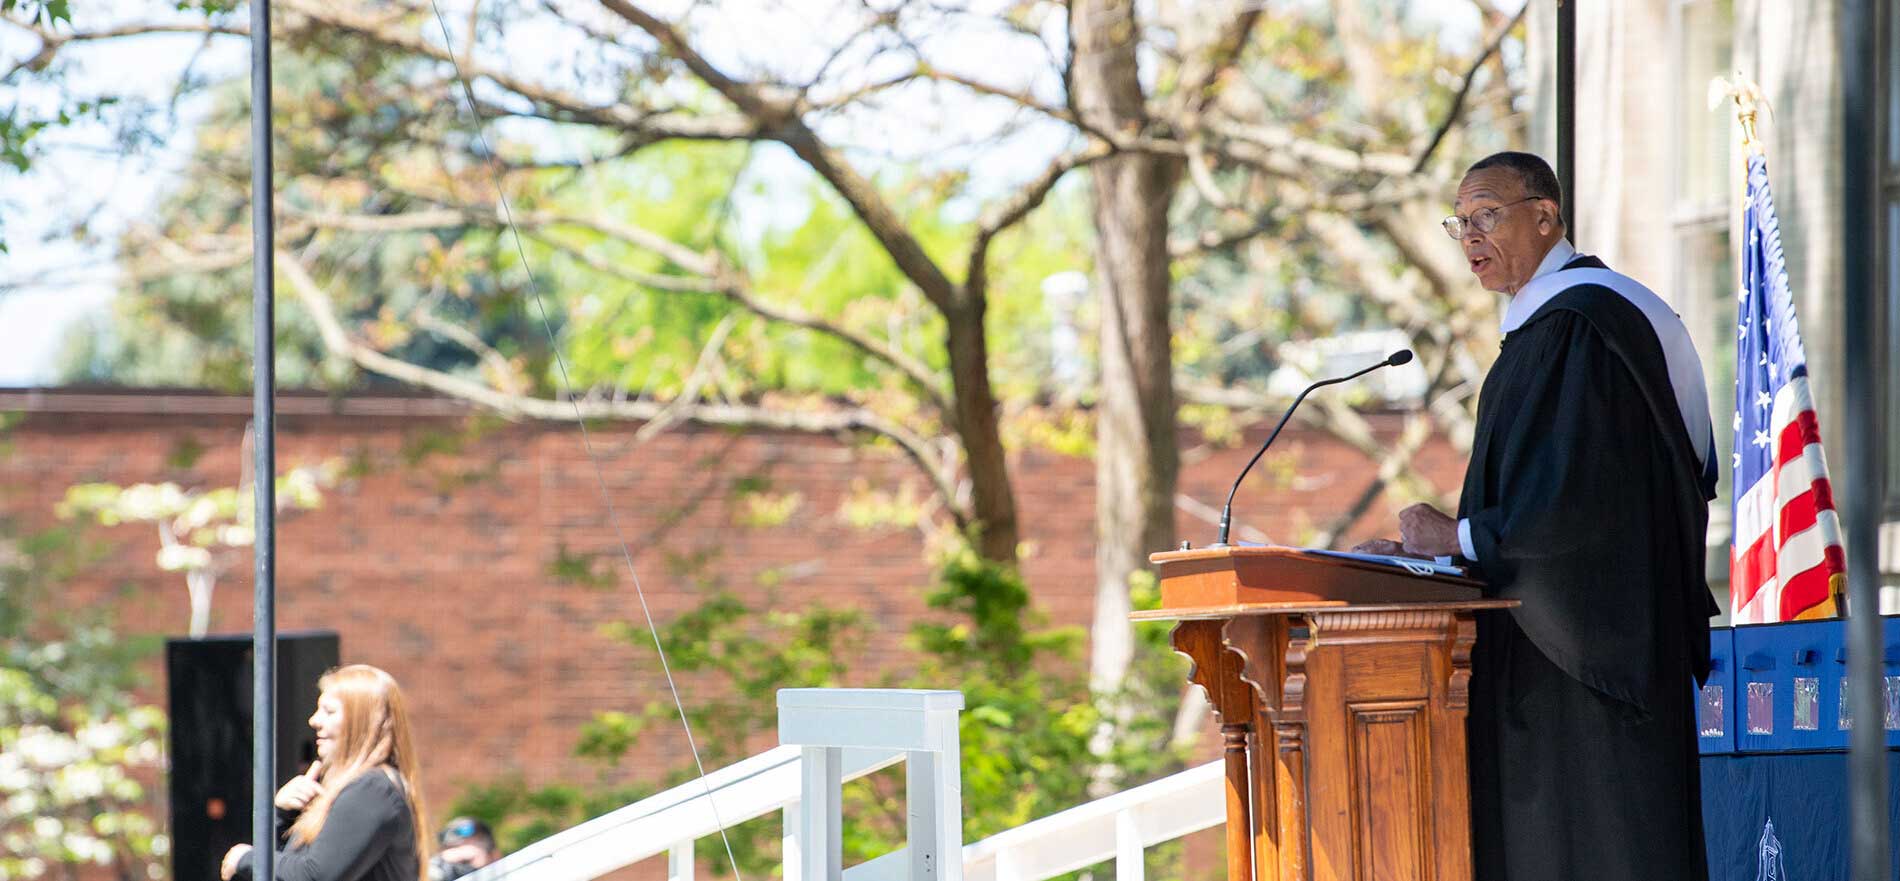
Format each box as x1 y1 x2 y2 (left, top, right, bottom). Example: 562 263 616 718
1459 257 1719 881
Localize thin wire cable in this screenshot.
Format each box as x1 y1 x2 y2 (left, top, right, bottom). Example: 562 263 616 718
422 4 749 878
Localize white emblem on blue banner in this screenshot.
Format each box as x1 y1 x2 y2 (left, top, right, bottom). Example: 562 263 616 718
1755 818 1786 881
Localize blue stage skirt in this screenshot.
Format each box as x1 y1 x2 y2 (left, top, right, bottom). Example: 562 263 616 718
1700 753 1900 880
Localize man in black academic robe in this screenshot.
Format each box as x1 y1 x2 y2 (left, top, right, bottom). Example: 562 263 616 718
1355 152 1719 881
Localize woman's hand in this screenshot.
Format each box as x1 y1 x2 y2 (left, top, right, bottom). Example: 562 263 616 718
221 844 253 880
274 761 324 811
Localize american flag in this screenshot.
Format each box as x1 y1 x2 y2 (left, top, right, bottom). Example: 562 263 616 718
1730 152 1844 623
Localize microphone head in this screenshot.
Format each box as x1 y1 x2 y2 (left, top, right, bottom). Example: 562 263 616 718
1387 349 1414 366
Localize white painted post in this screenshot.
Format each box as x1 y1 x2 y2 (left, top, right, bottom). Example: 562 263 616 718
800 746 844 881
668 839 695 881
906 704 961 881
782 802 803 881
1113 810 1142 881
907 751 941 881
778 689 964 881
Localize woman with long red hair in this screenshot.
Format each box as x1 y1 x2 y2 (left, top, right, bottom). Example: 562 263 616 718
222 665 430 881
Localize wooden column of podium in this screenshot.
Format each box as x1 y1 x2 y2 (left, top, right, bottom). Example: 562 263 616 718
1134 546 1517 881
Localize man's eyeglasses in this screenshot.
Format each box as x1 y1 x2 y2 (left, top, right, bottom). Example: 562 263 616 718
1441 196 1543 239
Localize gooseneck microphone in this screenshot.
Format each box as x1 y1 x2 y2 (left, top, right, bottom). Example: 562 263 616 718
1213 349 1414 547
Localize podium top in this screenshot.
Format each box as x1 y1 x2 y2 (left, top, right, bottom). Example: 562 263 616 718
1132 598 1517 621
1141 544 1507 615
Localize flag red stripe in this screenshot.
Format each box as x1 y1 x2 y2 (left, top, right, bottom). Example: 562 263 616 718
1732 530 1776 608
1775 408 1824 468
1777 486 1823 541
1778 563 1837 619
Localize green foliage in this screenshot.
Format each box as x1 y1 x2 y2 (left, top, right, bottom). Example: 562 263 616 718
0 97 116 251
57 461 338 636
453 544 1190 879
59 44 546 390
60 45 1100 456
547 543 615 590
0 0 68 26
904 550 1182 843
448 776 657 856
0 515 168 881
540 145 1087 420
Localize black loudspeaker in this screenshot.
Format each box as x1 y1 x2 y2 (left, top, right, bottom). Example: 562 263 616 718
166 631 339 881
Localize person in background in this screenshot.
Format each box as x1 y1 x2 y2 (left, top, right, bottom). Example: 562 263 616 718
222 665 430 881
428 817 502 881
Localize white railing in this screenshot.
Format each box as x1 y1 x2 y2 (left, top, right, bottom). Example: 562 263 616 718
468 745 904 881
779 689 965 881
961 761 1222 881
472 689 1224 881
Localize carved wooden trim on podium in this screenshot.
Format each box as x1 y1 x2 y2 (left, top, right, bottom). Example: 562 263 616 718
1134 547 1514 881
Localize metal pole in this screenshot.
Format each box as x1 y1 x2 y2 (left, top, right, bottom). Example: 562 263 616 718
250 0 278 880
1839 1 1890 879
1556 0 1575 231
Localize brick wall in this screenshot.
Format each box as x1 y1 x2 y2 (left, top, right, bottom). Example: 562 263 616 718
0 389 1467 834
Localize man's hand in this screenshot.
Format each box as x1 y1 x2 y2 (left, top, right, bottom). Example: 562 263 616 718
1349 538 1410 556
438 845 491 869
274 761 323 812
221 844 252 881
1399 503 1460 557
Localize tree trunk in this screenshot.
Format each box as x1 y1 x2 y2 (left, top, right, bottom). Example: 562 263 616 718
1070 0 1184 699
944 296 1020 565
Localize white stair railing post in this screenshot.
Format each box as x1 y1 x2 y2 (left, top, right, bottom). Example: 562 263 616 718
473 689 1227 881
778 689 965 881
667 840 694 881
783 802 803 881
905 701 961 881
1112 811 1141 881
799 746 844 881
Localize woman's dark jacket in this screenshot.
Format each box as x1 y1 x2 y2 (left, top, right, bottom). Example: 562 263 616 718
233 770 418 881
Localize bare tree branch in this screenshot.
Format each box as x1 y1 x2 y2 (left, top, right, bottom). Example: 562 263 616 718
1309 411 1435 548
915 68 1075 123
276 251 969 524
596 0 962 311
1412 0 1530 173
288 202 712 275
1303 212 1449 338
1207 119 1418 178
631 314 735 442
286 203 956 413
530 231 954 413
279 0 721 134
1332 0 1393 122
412 295 523 390
2 18 247 81
1163 2 1262 122
965 142 1111 299
1179 380 1451 507
1166 176 1447 257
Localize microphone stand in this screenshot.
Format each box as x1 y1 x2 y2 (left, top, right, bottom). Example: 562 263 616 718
1213 351 1413 547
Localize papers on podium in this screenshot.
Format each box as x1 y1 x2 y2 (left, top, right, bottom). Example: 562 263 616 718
1230 542 1467 578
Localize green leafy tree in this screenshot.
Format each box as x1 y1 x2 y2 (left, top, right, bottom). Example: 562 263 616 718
7 0 1537 831
0 520 168 881
57 461 338 637
452 545 1187 878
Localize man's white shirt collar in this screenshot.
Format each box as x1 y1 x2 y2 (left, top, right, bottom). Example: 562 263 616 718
1498 237 1578 333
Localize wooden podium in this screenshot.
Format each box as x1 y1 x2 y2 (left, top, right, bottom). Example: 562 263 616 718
1134 546 1516 881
